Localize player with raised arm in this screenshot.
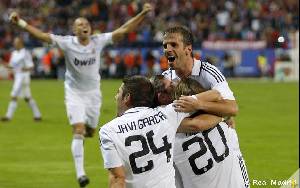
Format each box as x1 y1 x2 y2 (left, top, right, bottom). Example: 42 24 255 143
9 4 152 187
99 75 223 188
1 36 42 122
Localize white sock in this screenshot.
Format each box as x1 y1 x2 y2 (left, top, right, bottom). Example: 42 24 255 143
28 99 41 118
5 100 18 119
71 134 86 178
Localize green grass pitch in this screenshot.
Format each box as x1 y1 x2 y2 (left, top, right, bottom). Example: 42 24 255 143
0 79 298 188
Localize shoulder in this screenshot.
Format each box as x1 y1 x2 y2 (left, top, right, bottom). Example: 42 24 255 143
91 33 113 42
99 117 120 135
50 34 74 42
200 61 226 83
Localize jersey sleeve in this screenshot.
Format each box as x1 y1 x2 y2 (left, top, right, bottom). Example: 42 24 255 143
50 34 71 51
94 32 113 47
99 126 123 169
201 63 235 100
164 104 190 130
212 82 235 100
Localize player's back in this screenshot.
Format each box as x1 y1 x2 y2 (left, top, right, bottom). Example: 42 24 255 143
174 122 249 188
100 105 188 188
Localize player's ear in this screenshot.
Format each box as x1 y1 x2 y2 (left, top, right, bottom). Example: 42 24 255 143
186 45 192 56
124 94 131 106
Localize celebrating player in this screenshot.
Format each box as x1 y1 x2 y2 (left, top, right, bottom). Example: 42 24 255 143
8 3 152 187
99 75 223 188
161 25 249 187
1 36 42 122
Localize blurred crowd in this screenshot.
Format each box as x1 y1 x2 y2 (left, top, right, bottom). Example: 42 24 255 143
0 0 298 79
0 0 298 48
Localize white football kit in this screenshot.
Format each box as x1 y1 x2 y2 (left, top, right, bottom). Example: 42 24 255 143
162 59 250 188
50 33 112 127
9 48 34 98
100 106 189 188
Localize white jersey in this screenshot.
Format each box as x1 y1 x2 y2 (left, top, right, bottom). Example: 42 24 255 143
9 48 34 75
174 122 249 188
99 106 189 188
162 59 235 100
50 33 112 91
162 59 249 187
9 48 34 98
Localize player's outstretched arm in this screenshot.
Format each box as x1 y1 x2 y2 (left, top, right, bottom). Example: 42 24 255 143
108 167 126 188
174 95 238 117
9 12 52 43
177 114 223 133
112 3 152 43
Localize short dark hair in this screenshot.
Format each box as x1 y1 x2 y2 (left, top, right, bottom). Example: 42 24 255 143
173 78 205 100
163 25 194 46
122 75 154 107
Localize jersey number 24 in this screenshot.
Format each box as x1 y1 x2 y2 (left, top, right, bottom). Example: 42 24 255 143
125 130 172 174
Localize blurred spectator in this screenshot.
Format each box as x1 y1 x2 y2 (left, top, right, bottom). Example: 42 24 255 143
257 52 270 77
0 0 298 48
222 52 236 77
0 0 298 79
145 51 155 76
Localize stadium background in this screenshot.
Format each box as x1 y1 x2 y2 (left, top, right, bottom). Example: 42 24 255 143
0 0 299 188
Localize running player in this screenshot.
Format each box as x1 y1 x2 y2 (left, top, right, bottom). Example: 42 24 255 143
1 36 41 122
9 4 152 187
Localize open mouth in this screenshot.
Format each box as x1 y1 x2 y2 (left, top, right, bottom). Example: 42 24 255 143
167 56 176 62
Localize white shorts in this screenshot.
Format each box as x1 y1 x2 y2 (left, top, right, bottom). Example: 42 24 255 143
11 73 31 98
65 86 102 128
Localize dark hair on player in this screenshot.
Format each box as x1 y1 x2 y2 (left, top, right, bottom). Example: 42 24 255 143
163 25 194 47
122 75 154 107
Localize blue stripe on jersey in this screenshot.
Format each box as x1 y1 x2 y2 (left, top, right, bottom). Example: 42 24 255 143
202 62 225 83
198 61 203 76
238 155 250 188
204 62 225 82
205 65 225 82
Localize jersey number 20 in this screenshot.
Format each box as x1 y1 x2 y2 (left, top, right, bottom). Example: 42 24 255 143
182 125 229 175
125 130 172 174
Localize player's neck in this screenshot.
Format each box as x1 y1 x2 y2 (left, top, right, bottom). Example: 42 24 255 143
178 58 193 78
78 37 90 46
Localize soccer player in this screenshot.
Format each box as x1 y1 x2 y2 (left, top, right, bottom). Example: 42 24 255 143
162 25 241 152
161 26 249 187
9 4 152 187
1 36 42 122
99 75 223 188
154 76 250 188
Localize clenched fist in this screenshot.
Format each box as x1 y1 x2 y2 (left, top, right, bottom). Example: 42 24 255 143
142 3 152 14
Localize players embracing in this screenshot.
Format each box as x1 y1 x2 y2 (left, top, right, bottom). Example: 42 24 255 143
161 25 250 188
